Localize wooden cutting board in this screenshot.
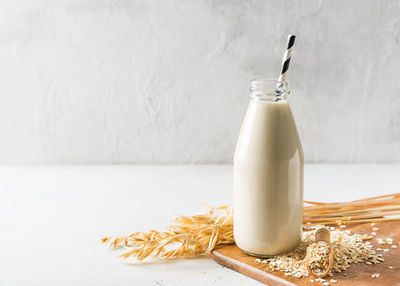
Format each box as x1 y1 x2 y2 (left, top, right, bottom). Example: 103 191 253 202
212 221 400 286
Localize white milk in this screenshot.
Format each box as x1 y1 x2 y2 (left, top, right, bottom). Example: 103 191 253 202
233 79 304 257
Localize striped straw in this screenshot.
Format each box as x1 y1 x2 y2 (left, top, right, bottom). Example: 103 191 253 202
278 35 296 83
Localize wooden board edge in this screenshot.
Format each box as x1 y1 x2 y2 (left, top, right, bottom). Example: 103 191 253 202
211 249 297 286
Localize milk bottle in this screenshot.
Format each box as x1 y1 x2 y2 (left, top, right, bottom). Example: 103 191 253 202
233 79 304 256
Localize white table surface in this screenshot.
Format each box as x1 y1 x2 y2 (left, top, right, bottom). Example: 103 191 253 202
1 164 399 286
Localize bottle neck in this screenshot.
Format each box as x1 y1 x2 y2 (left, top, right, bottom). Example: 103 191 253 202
250 79 290 101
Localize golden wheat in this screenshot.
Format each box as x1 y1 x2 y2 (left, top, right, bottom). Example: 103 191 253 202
102 193 400 261
102 206 233 261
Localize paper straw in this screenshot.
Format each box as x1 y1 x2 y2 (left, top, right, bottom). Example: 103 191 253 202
278 35 296 83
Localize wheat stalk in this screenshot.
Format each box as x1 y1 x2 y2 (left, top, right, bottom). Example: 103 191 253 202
102 193 400 261
101 206 233 261
303 193 400 225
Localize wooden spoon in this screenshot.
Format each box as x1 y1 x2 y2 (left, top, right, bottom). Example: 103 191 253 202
305 228 334 278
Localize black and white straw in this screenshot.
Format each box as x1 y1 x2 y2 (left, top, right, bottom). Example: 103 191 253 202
278 35 296 83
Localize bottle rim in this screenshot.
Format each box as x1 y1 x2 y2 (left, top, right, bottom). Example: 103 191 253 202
250 78 289 101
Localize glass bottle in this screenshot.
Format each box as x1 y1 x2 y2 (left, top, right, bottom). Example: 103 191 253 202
233 79 304 257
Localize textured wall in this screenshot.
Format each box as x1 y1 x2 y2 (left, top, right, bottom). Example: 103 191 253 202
0 0 399 163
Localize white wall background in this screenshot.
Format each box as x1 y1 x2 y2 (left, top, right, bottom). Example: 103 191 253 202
0 0 399 164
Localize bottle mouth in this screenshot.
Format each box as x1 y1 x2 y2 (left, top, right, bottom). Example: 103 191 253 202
250 78 289 101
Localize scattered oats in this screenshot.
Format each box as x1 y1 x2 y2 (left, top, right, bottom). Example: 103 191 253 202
340 225 346 228
371 232 377 236
343 273 347 276
371 273 381 278
388 266 393 269
322 282 330 286
377 254 383 257
377 258 385 262
391 245 397 249
255 258 261 262
377 248 383 251
376 238 385 243
371 222 376 226
330 279 337 283
383 249 390 252
309 279 314 282
386 238 393 244
255 225 380 279
372 227 379 231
